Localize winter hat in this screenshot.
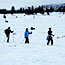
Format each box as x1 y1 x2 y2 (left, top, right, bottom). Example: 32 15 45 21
26 28 28 31
49 27 51 29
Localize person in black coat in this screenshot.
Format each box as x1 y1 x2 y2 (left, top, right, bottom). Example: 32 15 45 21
4 27 14 43
47 28 54 45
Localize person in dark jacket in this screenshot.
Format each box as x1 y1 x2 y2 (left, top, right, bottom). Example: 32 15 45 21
4 27 14 43
47 28 54 45
24 28 32 43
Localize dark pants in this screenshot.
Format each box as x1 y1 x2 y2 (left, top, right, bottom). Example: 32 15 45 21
47 36 53 45
25 37 29 43
6 35 10 43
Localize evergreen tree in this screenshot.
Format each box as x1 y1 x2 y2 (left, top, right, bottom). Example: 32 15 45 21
50 7 54 12
46 8 50 15
11 6 15 14
63 6 65 14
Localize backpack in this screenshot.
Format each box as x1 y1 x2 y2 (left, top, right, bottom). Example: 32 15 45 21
4 29 7 34
46 35 49 40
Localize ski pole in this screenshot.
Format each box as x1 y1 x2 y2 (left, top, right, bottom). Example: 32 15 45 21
13 33 14 43
13 33 16 43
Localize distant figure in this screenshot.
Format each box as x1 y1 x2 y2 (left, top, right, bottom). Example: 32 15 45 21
24 28 32 43
3 15 8 23
4 27 14 43
47 28 54 45
3 14 6 19
30 27 35 30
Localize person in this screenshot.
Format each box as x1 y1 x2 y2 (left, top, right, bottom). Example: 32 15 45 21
4 27 14 43
24 28 32 43
47 28 54 45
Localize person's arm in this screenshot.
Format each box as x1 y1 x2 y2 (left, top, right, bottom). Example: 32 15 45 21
11 31 14 33
29 32 32 34
10 30 14 33
51 31 54 36
52 34 54 36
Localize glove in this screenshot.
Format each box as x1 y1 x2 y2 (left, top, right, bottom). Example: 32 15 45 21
52 35 54 36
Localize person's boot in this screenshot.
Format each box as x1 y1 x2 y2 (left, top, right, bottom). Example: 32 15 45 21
47 42 49 45
51 40 53 45
51 43 53 45
7 40 9 43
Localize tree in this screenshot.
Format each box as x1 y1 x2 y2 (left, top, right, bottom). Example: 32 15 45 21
11 6 15 11
11 6 15 14
63 6 65 14
50 7 54 12
46 8 50 15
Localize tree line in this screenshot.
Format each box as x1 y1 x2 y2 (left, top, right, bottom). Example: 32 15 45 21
0 5 65 15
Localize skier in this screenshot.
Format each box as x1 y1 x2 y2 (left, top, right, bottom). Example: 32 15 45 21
47 28 54 45
4 27 14 43
24 28 32 43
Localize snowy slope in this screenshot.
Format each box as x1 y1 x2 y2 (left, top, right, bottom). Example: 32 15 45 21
0 12 65 65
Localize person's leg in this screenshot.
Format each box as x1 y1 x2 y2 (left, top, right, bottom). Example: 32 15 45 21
51 37 53 45
25 37 29 43
47 36 51 45
27 37 29 43
47 39 50 45
7 36 9 43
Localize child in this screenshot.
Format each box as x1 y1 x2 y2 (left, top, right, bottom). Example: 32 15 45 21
24 28 32 43
47 28 54 45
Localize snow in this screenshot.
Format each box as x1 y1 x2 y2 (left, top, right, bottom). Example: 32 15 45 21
0 12 65 65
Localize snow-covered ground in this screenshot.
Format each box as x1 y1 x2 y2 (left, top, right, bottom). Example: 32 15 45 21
0 12 65 65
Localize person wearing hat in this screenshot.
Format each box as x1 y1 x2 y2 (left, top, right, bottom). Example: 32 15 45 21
4 27 14 43
47 28 54 45
24 28 32 43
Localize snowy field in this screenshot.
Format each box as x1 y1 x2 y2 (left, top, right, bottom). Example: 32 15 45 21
0 12 65 65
